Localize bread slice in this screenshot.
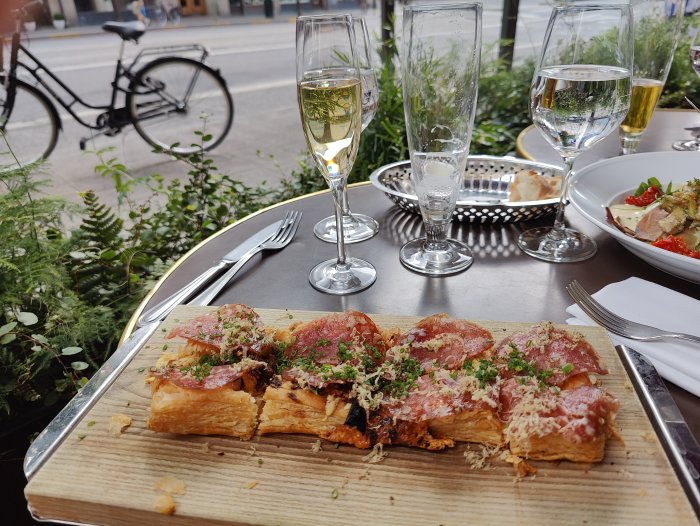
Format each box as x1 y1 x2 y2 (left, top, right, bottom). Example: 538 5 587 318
509 169 562 202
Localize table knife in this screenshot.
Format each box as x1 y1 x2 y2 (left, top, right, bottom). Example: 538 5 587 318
617 344 700 518
136 220 282 326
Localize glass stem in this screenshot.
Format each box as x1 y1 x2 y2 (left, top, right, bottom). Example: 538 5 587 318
553 155 576 232
341 187 351 216
424 218 449 251
330 179 348 267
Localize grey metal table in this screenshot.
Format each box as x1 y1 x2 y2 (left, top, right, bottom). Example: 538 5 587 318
127 181 700 441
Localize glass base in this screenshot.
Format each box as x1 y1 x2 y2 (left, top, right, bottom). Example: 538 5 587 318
314 213 379 244
672 139 700 152
620 132 642 155
399 238 473 276
517 226 597 263
309 257 376 295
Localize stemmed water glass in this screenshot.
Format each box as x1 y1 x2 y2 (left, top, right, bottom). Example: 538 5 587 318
296 14 376 294
518 5 633 263
313 16 380 244
399 3 482 276
673 25 700 151
619 0 683 155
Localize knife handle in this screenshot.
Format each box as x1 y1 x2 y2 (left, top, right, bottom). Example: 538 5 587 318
189 246 262 306
137 262 227 326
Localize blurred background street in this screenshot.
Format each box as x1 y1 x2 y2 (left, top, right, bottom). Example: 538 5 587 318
15 1 557 207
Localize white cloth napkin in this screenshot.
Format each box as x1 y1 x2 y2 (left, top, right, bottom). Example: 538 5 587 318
565 277 700 397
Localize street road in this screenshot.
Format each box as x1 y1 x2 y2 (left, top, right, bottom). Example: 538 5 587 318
12 2 554 207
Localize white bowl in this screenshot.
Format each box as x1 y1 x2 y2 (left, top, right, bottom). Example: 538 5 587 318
569 151 700 284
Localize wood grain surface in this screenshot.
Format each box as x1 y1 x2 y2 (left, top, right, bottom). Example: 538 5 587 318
25 307 698 525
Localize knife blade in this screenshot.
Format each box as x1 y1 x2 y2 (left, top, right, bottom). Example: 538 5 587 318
136 220 282 326
616 344 700 518
24 322 159 480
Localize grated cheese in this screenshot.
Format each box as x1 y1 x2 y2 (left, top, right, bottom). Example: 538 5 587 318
361 443 387 464
464 443 502 470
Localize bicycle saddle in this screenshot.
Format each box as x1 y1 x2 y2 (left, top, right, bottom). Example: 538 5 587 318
102 21 146 43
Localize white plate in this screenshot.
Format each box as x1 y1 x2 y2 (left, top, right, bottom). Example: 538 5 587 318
569 151 700 284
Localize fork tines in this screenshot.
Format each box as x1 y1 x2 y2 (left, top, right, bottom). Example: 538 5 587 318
566 280 627 336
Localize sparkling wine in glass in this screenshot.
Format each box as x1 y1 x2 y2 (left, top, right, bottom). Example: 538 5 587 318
619 0 683 155
400 3 481 276
297 14 376 295
673 26 700 151
313 16 380 244
518 5 632 263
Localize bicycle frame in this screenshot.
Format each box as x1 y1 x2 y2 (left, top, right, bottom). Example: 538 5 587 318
3 17 209 133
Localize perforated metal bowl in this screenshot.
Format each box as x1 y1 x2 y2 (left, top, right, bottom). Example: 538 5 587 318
369 155 564 224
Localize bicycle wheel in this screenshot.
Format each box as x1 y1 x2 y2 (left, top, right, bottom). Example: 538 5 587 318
127 57 233 154
0 78 60 169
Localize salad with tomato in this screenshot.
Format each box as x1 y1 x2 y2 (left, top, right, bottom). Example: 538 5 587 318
606 177 700 259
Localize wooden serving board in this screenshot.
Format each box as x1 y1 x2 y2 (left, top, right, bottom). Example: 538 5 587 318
25 307 698 525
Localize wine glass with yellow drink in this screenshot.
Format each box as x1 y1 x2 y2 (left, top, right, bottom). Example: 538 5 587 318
296 14 376 294
619 0 683 155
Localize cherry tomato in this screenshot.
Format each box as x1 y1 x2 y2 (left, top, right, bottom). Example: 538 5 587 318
651 236 699 259
624 185 662 207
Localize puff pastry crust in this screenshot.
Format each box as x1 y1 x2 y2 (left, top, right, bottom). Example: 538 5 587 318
147 306 620 466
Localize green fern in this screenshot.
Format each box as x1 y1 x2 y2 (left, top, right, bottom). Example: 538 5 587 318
79 191 124 249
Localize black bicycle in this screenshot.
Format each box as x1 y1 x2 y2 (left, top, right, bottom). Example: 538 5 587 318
1 1 233 168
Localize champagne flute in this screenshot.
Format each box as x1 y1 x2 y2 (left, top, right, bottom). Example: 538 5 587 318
673 25 700 151
313 16 380 244
619 0 683 155
296 14 376 295
400 3 481 276
518 5 632 263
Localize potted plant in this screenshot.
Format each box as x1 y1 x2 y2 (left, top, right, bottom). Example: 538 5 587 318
23 18 36 31
52 12 66 29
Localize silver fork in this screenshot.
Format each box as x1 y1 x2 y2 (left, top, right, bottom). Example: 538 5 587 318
190 210 302 305
566 280 700 344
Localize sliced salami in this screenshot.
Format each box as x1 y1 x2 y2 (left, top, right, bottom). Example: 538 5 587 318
393 314 494 371
495 322 607 386
282 310 386 366
167 304 272 359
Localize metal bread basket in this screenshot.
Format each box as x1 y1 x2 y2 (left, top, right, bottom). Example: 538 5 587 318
369 155 563 224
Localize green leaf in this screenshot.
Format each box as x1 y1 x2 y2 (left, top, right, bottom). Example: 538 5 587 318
61 346 83 356
0 322 17 336
0 333 17 344
101 249 118 261
17 311 39 326
71 361 89 371
32 334 49 344
648 177 662 189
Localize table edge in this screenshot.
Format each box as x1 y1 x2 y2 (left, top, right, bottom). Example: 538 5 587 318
121 182 374 342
